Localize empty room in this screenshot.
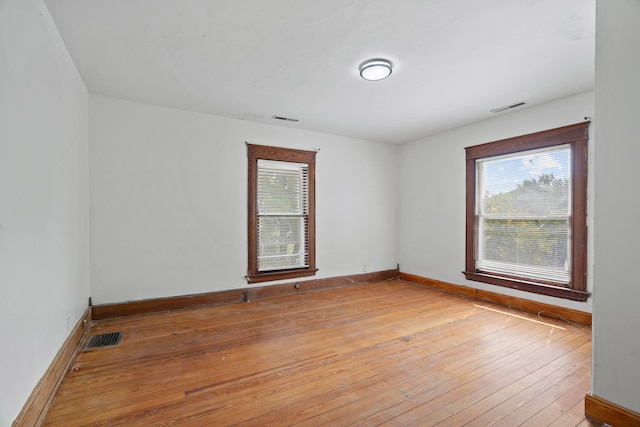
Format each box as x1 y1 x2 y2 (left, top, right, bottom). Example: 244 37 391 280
2 0 639 425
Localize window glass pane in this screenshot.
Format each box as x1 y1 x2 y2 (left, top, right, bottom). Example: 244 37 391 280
477 219 569 283
258 216 308 271
257 160 308 215
476 145 571 284
256 159 309 272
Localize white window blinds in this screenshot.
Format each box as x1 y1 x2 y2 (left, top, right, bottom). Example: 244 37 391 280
475 145 571 284
257 159 309 272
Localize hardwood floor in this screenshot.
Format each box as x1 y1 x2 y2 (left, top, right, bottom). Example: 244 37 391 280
43 280 597 426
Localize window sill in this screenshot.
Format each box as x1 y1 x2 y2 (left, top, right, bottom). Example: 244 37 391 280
463 271 590 302
246 268 319 284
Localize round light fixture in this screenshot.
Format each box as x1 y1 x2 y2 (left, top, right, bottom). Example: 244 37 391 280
359 58 393 81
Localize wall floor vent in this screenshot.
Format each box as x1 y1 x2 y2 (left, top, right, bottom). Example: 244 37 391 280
84 331 123 350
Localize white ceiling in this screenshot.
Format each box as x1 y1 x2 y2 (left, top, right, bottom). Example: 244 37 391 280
44 0 595 144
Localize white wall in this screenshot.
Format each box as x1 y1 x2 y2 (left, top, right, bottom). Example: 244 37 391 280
398 91 595 313
89 95 397 304
592 0 640 413
0 0 90 424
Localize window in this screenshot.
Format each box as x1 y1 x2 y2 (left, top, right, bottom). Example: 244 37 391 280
247 144 317 283
464 122 589 301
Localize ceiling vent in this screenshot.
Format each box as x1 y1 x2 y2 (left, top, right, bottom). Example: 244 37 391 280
272 115 300 123
490 102 527 114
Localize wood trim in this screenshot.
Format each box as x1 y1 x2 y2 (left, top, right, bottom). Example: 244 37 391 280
573 137 589 293
247 268 319 284
247 144 258 277
399 272 591 325
247 268 397 300
465 155 476 276
401 272 478 299
585 394 640 426
247 143 317 164
92 289 246 320
92 268 399 320
464 121 589 159
462 271 590 302
13 308 92 427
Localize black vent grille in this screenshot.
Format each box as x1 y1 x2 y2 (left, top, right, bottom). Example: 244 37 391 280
85 331 123 350
272 115 300 122
490 102 527 113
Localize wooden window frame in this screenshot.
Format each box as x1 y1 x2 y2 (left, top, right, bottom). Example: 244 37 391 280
463 122 590 302
247 144 317 284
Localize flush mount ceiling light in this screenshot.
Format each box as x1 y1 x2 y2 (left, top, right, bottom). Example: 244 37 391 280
359 58 393 81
